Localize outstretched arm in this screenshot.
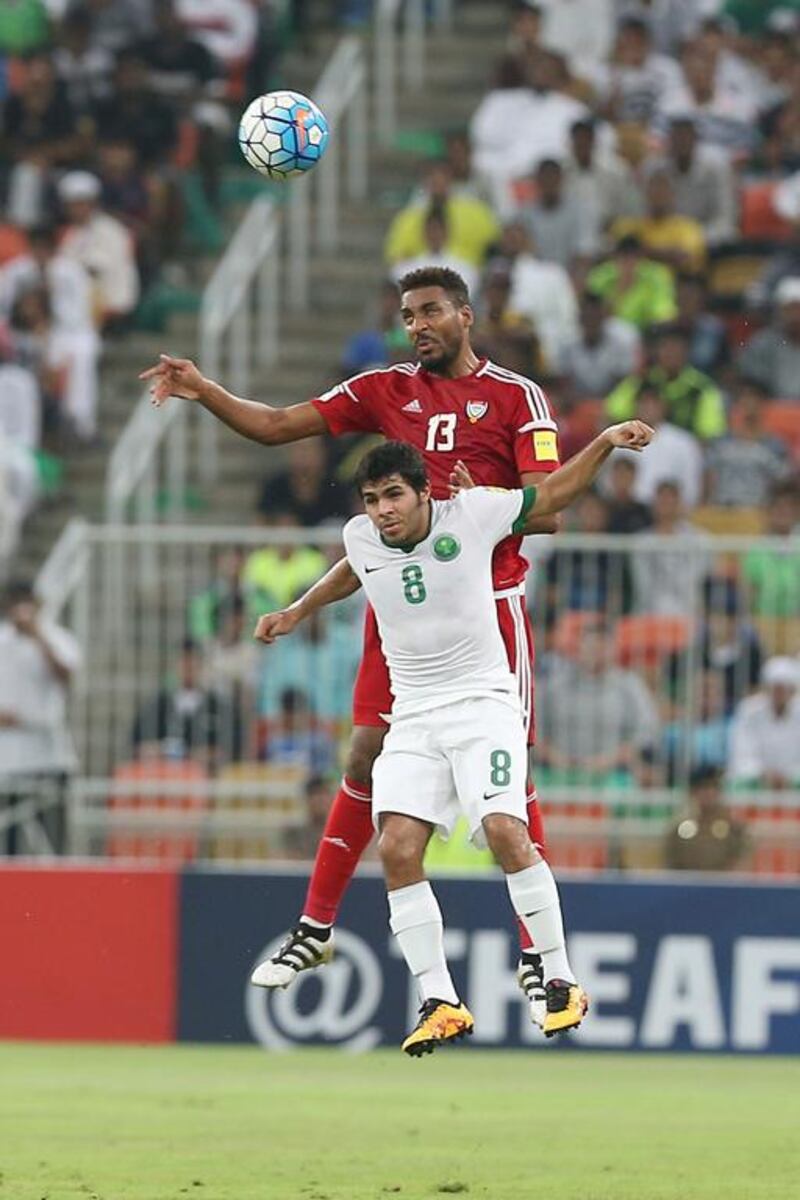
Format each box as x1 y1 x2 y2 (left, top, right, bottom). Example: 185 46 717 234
253 557 361 644
139 354 328 445
520 422 653 529
449 464 561 534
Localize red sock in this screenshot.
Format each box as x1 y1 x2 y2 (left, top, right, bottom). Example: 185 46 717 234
517 784 548 953
302 777 374 925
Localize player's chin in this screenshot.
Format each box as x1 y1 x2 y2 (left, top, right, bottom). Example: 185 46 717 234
415 343 443 366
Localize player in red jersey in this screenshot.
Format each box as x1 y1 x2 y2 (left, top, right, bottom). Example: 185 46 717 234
141 266 561 1026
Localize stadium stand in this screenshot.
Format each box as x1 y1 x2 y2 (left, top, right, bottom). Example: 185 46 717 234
2 0 799 874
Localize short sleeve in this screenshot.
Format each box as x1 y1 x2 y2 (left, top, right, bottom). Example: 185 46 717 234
506 377 561 476
341 516 368 583
461 487 533 545
310 372 384 436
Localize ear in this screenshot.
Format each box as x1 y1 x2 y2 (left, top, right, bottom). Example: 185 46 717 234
461 304 474 330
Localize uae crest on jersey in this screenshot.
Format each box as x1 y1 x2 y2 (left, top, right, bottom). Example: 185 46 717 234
466 400 488 423
433 534 461 562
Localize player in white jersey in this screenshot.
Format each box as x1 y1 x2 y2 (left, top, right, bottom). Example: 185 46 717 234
252 422 653 1054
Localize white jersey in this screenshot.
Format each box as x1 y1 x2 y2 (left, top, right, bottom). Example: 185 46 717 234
342 487 535 720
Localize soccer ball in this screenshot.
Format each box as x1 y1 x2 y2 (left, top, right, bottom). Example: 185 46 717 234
238 90 329 180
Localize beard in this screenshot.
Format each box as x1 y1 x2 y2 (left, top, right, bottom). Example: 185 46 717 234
416 337 460 374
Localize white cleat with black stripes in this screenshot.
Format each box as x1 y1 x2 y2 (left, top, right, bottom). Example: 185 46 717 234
517 950 547 1029
250 922 335 989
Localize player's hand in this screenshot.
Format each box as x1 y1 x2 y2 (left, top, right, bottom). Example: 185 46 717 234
603 420 654 452
253 608 301 644
448 459 476 496
139 354 205 406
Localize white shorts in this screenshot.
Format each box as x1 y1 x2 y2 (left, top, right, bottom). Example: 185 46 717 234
371 695 528 849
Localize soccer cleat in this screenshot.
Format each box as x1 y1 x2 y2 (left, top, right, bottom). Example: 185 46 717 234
250 922 334 989
543 979 589 1037
517 951 547 1029
402 998 474 1057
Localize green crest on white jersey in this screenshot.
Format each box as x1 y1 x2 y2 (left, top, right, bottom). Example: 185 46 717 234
433 533 461 561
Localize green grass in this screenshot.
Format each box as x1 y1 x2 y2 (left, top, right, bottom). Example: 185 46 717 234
1 1043 799 1200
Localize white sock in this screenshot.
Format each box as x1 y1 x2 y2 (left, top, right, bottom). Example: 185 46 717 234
506 861 575 985
388 881 459 1005
299 915 331 932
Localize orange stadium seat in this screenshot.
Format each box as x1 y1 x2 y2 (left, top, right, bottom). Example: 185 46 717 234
106 759 208 863
740 181 794 241
210 762 307 861
614 615 691 668
552 610 602 658
762 403 800 461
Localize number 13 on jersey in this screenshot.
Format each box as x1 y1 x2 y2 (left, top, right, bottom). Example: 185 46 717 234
426 413 457 451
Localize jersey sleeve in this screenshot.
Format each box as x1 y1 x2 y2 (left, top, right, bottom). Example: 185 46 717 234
462 487 536 546
310 371 385 436
507 377 561 476
341 516 367 583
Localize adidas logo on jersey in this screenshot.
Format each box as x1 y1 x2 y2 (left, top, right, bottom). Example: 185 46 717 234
402 399 423 413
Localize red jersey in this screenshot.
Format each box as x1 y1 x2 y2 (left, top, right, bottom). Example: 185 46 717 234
311 358 560 589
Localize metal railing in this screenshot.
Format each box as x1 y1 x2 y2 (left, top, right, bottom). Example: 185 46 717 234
20 527 800 868
97 0 459 525
375 0 455 143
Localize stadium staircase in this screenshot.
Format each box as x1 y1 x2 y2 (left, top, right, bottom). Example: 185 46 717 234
13 2 505 581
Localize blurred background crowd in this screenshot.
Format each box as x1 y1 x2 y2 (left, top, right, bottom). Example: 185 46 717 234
0 0 798 868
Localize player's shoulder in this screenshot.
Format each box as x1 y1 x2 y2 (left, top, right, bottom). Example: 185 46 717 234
448 487 515 517
338 361 419 397
478 359 557 429
342 513 372 546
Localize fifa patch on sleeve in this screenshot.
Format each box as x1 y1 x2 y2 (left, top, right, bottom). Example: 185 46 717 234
533 430 558 461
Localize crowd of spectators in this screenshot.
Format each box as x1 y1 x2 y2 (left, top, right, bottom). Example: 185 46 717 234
0 0 304 572
242 0 800 809
4 1 800 863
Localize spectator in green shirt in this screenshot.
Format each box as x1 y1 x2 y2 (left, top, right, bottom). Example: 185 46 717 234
384 161 500 269
586 235 677 330
606 323 726 440
0 0 48 55
744 482 800 618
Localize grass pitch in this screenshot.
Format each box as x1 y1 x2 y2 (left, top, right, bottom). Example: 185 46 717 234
1 1043 798 1200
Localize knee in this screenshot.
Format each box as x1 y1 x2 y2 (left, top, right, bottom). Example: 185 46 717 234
377 827 421 876
345 726 385 787
483 814 535 873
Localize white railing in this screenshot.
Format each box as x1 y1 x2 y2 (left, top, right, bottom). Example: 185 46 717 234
23 526 800 862
99 32 370 521
375 0 455 143
95 2 459 526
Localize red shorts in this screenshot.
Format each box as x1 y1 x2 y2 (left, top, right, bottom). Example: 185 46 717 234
352 590 537 744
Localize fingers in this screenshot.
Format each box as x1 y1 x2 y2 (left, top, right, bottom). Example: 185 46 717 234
138 354 186 381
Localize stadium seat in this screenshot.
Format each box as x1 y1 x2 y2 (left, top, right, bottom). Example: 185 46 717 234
210 762 308 861
691 506 764 535
552 610 603 658
751 616 800 657
708 254 768 299
614 615 691 668
740 181 794 241
106 759 208 863
538 798 610 870
762 403 800 461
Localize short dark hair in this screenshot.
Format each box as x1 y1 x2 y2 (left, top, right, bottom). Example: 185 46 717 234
28 222 58 248
619 15 649 37
3 579 36 609
397 266 470 308
354 440 429 495
689 764 722 791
